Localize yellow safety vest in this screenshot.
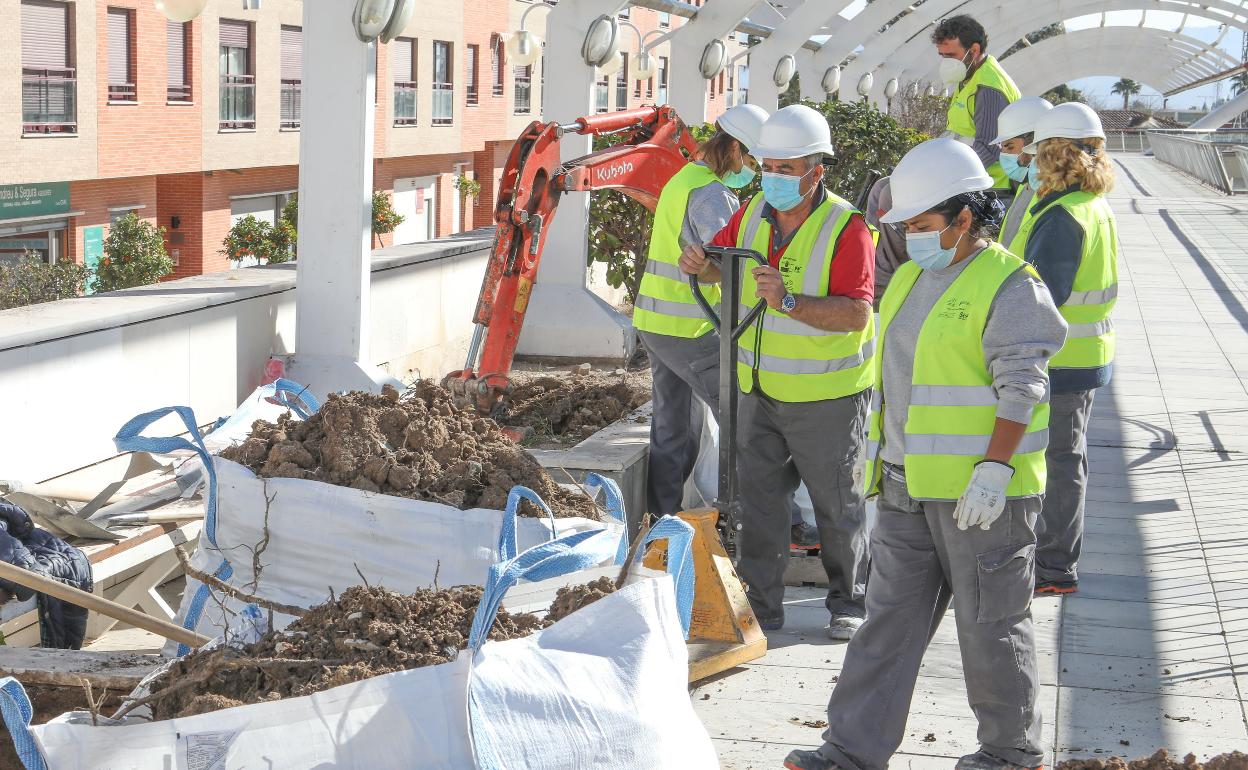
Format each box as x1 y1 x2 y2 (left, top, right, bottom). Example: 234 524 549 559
734 193 877 403
865 244 1049 500
1018 189 1118 369
633 163 723 338
946 55 1021 190
999 185 1034 253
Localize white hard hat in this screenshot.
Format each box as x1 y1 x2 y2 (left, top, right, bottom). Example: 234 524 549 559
1023 102 1105 154
716 104 769 152
750 104 836 161
879 138 992 223
991 96 1053 146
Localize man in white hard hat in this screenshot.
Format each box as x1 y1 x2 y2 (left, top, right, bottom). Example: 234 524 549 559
634 103 768 520
680 104 877 639
785 138 1065 770
991 96 1054 250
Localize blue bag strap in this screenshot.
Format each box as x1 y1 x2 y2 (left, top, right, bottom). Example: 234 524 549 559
114 406 219 548
633 516 696 638
496 486 559 563
468 528 604 652
266 378 320 419
582 472 629 566
0 678 48 770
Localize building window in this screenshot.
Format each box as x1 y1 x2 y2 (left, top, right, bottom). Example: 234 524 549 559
618 6 629 18
594 75 608 113
466 43 479 106
219 19 255 130
167 21 191 102
432 41 453 125
540 49 547 114
659 12 671 28
646 76 653 99
280 25 302 129
615 52 628 109
514 64 531 114
393 37 416 126
21 0 76 134
727 67 735 107
490 33 504 97
107 8 136 103
738 64 749 105
658 56 668 105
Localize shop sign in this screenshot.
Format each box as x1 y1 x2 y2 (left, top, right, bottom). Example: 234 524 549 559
0 182 70 221
83 226 105 271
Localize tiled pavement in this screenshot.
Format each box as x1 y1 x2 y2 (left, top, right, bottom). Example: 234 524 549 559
696 156 1248 769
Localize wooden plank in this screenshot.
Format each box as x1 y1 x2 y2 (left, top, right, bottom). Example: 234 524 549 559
688 638 768 683
784 555 829 587
0 647 162 690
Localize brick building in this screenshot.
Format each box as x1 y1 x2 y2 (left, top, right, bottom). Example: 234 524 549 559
1 0 738 278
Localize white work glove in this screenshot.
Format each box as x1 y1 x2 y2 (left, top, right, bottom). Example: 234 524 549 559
954 461 1015 531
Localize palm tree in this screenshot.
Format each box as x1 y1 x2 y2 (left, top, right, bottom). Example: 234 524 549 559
1111 78 1142 110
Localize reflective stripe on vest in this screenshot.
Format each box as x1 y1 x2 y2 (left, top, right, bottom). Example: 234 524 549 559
864 244 1048 500
945 56 1022 190
632 162 722 338
1021 189 1118 369
733 193 878 403
1000 186 1034 253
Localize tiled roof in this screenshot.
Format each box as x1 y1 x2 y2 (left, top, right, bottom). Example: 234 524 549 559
1097 109 1187 130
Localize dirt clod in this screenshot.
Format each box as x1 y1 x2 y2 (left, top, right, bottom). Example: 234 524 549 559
221 382 598 519
1057 750 1248 770
545 577 617 623
923 733 937 743
503 372 649 447
143 584 549 720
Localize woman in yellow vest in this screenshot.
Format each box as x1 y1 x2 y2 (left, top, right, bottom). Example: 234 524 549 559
784 139 1066 770
992 96 1053 250
1018 103 1119 596
632 103 767 518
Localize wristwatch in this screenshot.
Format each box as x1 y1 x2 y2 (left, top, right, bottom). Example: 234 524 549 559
780 293 797 314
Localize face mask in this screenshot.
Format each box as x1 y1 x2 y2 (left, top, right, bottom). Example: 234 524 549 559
1027 162 1041 191
939 50 972 85
906 223 963 271
999 152 1029 183
761 168 814 212
721 165 756 189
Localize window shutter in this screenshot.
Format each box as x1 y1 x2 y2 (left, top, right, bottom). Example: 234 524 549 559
393 38 413 81
219 19 249 49
166 21 187 88
280 25 302 81
107 8 130 85
21 0 70 70
491 34 503 91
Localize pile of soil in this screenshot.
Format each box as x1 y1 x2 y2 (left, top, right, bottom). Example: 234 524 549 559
220 382 598 519
1058 751 1248 770
545 576 617 623
504 370 650 446
0 685 124 770
144 585 548 720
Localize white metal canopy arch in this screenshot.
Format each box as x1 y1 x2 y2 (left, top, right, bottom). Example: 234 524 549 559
664 0 770 123
865 0 1248 101
745 0 854 107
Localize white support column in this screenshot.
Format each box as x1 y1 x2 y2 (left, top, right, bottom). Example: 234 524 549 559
286 0 400 397
666 0 760 124
796 47 824 103
748 0 854 110
515 0 637 362
1191 90 1248 129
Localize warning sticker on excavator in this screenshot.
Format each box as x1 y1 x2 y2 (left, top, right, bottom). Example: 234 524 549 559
515 277 533 314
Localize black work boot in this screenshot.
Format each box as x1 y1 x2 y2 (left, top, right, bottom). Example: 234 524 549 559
784 749 843 770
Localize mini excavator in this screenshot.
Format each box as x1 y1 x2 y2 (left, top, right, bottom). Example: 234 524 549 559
443 106 698 416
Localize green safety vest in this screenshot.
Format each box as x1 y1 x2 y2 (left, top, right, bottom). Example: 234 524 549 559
734 193 877 403
1014 189 1118 369
999 185 1034 253
632 163 722 338
864 244 1049 500
946 55 1021 190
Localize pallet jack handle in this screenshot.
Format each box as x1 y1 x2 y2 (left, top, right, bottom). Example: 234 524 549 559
687 246 768 551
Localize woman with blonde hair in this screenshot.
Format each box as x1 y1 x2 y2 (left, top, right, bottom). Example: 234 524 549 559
1013 102 1119 596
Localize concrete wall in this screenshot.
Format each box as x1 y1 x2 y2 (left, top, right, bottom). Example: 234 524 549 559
0 231 491 484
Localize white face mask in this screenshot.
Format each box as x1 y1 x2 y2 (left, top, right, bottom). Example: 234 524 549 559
939 50 973 85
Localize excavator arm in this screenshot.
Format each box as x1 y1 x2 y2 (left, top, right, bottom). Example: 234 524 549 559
445 105 699 414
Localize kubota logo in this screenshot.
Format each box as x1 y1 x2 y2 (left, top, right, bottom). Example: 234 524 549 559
596 161 634 182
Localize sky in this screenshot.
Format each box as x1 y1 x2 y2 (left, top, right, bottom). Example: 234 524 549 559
829 2 1243 112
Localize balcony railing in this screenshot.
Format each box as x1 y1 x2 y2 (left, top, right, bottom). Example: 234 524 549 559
22 67 77 134
167 83 192 103
107 82 137 103
394 81 417 125
514 79 531 114
467 81 478 106
432 82 453 126
281 79 301 129
219 74 256 130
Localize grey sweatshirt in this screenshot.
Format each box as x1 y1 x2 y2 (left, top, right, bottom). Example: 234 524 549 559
866 176 909 304
879 246 1068 467
678 162 740 249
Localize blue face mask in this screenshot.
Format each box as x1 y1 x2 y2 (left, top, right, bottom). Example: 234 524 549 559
721 165 757 189
905 224 963 271
999 152 1029 183
761 168 814 212
1027 162 1041 191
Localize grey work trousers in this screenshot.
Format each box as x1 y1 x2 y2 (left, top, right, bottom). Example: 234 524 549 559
736 389 869 623
818 470 1044 770
1036 389 1096 584
640 330 721 517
